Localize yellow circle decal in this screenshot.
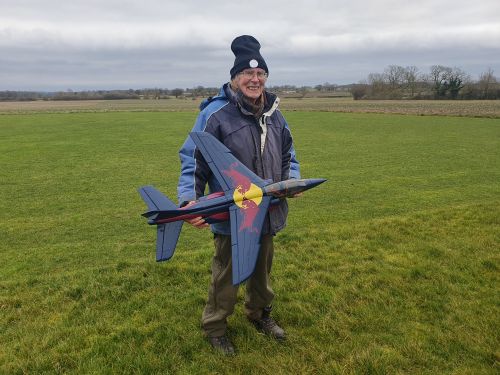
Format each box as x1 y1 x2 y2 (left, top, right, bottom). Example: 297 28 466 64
233 183 263 209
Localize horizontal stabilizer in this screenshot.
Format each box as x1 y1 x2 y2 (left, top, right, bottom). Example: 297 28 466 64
138 186 177 211
156 222 183 261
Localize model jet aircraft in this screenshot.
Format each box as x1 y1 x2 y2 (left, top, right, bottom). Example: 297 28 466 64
138 131 326 285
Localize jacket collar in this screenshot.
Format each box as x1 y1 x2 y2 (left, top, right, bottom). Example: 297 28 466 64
222 83 280 118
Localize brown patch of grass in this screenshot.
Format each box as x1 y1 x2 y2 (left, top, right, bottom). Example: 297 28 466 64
1 97 500 118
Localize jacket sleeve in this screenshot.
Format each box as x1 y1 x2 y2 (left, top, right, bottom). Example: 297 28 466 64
177 111 212 206
282 119 301 180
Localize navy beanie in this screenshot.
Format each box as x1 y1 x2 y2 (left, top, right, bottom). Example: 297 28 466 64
230 35 269 79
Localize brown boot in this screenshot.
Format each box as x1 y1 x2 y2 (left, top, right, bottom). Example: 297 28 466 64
249 306 286 341
208 335 236 355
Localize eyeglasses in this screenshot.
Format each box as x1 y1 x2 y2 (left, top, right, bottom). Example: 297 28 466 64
239 69 268 80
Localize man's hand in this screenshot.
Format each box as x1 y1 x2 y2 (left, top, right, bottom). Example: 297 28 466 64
183 201 209 228
291 192 303 198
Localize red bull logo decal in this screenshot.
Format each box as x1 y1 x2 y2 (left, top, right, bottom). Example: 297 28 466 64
223 163 263 232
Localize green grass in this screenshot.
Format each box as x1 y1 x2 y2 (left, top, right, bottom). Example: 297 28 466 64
0 111 499 374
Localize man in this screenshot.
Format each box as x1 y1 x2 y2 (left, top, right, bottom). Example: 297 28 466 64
177 35 300 355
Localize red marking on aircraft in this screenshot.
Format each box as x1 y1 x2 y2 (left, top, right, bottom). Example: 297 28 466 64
210 212 229 221
201 191 225 200
223 162 251 192
239 199 259 233
223 162 260 232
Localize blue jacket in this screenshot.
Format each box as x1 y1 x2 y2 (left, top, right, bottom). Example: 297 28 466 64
177 83 300 235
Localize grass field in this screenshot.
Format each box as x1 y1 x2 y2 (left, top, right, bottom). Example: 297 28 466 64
0 110 499 374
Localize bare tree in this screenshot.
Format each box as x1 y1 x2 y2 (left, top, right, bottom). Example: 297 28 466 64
351 83 369 100
384 65 406 89
367 73 386 98
447 68 467 99
478 68 497 99
171 88 184 98
429 65 453 98
427 65 466 99
403 66 419 97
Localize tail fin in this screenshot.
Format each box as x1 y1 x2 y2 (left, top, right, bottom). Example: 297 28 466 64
138 186 183 261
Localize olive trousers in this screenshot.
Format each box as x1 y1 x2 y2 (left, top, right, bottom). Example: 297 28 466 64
201 233 275 337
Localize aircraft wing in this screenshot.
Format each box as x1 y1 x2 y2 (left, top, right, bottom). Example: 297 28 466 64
229 196 272 285
190 131 272 284
189 131 266 193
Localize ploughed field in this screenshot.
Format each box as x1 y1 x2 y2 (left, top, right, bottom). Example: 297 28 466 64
1 97 500 118
0 110 498 374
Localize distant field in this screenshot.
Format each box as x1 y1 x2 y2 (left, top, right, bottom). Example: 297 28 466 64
0 111 499 373
1 97 500 118
282 98 500 118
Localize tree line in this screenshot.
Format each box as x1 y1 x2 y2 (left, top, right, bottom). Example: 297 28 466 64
0 87 219 102
352 66 499 100
1 66 498 101
0 85 346 102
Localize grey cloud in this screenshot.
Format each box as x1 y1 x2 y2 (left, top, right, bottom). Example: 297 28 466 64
1 0 499 90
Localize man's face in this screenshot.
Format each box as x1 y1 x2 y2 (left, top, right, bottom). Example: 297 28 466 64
234 68 267 102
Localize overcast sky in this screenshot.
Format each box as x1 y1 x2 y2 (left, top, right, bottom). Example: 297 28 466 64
1 0 499 91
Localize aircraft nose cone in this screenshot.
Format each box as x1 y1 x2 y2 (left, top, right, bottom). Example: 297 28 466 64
306 178 327 188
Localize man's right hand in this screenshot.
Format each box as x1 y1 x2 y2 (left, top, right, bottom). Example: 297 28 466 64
183 201 209 228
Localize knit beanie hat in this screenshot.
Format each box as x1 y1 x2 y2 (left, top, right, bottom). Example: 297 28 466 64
230 35 269 78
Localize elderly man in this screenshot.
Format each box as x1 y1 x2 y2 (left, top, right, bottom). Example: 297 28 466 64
177 35 300 355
